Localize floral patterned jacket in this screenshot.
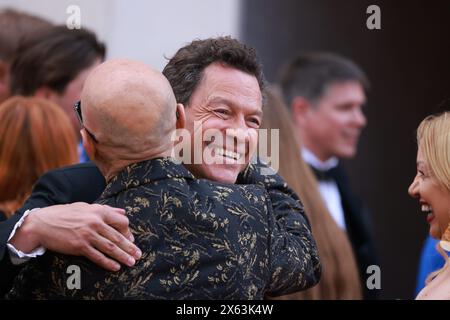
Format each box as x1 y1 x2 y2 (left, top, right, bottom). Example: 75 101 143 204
8 158 320 299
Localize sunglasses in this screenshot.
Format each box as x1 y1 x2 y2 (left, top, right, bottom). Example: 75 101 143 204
74 101 99 143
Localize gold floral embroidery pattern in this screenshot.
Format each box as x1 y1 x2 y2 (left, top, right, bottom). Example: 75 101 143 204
8 158 320 299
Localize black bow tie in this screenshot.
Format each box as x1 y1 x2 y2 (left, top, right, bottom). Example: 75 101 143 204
310 166 338 181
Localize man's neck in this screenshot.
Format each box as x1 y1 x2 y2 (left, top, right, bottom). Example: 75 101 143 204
99 146 174 182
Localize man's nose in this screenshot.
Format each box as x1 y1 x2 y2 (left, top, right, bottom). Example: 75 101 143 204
226 127 249 148
224 118 251 152
408 175 419 198
230 117 251 140
353 107 367 128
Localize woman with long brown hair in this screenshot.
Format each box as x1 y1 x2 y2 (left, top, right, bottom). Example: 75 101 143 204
262 86 362 299
0 96 78 219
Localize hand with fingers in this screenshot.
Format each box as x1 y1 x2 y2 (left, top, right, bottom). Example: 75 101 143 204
8 202 141 271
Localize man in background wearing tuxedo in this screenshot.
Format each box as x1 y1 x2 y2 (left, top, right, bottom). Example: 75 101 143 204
278 52 378 299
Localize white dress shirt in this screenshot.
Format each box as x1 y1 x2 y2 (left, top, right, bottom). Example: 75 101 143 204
302 148 347 230
7 209 46 265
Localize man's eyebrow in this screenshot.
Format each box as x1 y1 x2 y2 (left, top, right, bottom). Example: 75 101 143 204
251 109 263 117
208 96 230 105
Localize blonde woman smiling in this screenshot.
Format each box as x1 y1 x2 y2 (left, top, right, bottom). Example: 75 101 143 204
408 111 450 299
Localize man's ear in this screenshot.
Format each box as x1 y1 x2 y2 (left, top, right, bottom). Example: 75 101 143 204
176 103 186 129
81 129 96 161
291 96 312 126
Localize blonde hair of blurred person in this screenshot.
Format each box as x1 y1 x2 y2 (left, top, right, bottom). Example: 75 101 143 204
409 112 450 299
0 8 52 103
261 86 362 299
0 96 78 217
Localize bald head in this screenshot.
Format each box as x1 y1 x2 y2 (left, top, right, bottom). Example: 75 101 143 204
81 59 177 155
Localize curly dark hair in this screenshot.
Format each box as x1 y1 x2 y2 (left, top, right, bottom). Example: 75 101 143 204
162 36 266 106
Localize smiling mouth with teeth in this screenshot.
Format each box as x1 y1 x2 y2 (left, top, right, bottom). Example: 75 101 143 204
421 204 433 214
421 204 435 223
215 147 242 161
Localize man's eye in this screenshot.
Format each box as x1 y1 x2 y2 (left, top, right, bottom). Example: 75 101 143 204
215 109 229 115
248 118 260 126
337 104 353 111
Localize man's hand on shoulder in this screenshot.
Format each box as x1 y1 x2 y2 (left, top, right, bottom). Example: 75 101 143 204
8 202 141 271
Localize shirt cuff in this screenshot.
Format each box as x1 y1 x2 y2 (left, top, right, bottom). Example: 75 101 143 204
7 208 46 265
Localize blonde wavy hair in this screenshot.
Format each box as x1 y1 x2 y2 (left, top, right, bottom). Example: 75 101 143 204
417 112 450 192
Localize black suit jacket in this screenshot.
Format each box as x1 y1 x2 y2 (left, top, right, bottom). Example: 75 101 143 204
0 162 105 296
0 162 105 259
330 165 378 299
7 158 320 299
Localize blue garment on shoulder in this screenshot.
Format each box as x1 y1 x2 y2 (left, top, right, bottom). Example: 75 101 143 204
78 141 90 163
415 236 450 295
